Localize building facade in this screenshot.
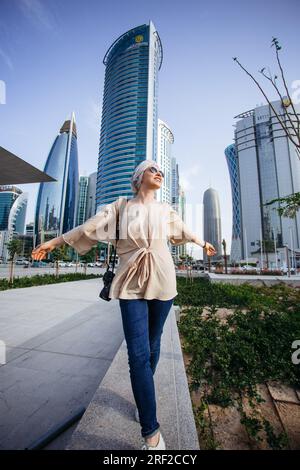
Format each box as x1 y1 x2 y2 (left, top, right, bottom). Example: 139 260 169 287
0 185 28 261
96 21 163 209
34 113 79 246
76 176 89 226
224 143 242 262
156 119 173 204
234 99 300 263
86 171 97 219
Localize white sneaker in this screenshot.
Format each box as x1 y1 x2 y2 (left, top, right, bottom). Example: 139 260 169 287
141 431 166 450
135 406 140 423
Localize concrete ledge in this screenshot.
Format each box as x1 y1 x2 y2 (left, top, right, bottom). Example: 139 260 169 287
208 273 300 287
65 306 200 450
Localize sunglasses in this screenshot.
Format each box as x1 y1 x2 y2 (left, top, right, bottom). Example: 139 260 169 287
148 166 164 178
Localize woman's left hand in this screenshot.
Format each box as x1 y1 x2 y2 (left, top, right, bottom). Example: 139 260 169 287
204 242 217 256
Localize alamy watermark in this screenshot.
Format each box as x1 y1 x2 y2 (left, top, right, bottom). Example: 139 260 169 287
292 340 300 365
0 340 6 365
0 80 6 104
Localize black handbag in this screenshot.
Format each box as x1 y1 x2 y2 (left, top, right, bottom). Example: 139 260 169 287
99 201 120 301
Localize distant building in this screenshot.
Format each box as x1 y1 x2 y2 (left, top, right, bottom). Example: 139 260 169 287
77 176 89 226
203 188 222 263
86 172 97 219
0 185 28 261
157 119 173 203
34 113 79 246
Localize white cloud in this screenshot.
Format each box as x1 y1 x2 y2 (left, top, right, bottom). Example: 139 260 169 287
86 99 101 132
0 47 14 71
180 163 201 191
18 0 58 32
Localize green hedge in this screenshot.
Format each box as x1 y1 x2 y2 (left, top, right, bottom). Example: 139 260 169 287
0 273 103 290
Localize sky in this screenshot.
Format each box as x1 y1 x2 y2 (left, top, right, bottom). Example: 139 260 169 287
0 0 299 258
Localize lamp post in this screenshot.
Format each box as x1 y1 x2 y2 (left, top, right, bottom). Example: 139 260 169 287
272 227 278 270
285 244 291 277
260 226 263 271
289 226 295 271
244 227 248 268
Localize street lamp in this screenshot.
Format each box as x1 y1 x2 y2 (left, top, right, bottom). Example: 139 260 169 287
289 226 295 271
272 227 278 270
284 244 291 277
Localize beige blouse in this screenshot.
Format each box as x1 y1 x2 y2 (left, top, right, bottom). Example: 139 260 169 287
62 197 205 300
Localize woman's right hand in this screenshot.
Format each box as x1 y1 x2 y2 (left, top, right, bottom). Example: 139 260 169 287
31 240 57 261
204 242 217 257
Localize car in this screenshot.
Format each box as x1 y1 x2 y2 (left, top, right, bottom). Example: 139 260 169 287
241 265 257 271
15 259 29 265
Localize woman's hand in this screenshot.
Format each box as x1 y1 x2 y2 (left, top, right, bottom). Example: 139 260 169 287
31 239 59 261
204 242 217 256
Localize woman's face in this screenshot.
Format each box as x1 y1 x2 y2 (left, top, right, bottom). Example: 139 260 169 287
140 166 164 191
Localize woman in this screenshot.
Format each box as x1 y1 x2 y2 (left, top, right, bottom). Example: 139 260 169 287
31 160 217 450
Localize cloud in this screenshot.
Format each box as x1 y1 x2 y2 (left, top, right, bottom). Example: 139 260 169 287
180 163 201 191
86 99 101 132
18 0 58 32
0 47 14 71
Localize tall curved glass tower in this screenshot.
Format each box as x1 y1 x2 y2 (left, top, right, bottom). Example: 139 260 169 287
225 144 242 262
34 113 79 246
96 21 163 209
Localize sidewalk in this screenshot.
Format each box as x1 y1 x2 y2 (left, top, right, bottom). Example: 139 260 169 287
0 278 123 449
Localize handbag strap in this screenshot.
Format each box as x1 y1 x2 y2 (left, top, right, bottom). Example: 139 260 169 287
106 198 124 273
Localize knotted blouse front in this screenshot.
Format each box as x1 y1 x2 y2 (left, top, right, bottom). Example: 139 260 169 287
62 197 205 300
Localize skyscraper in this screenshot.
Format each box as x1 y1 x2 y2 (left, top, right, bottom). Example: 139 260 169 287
96 21 163 209
76 176 89 226
86 171 97 219
0 185 28 261
234 98 300 260
34 113 79 246
203 188 222 263
157 119 173 203
225 143 242 262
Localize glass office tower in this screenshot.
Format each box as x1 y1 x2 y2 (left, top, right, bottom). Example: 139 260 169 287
96 21 163 209
34 113 79 246
0 186 28 261
234 99 300 260
76 176 89 226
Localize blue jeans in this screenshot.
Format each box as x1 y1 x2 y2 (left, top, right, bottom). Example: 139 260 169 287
119 297 174 439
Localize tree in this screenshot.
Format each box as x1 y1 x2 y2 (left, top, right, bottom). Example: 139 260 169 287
51 244 69 278
80 247 97 275
251 239 275 269
233 37 300 218
6 238 22 284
